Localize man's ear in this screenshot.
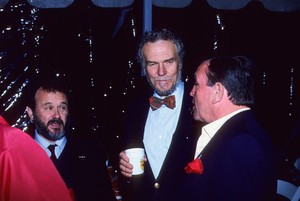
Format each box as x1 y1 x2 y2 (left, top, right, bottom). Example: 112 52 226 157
26 106 34 121
212 82 224 104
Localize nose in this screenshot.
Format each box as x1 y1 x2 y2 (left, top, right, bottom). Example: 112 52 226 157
157 64 166 76
190 86 196 97
52 108 62 119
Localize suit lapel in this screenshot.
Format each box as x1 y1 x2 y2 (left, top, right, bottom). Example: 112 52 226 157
198 111 249 163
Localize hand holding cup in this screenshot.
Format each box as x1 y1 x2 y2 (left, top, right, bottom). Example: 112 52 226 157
124 148 145 175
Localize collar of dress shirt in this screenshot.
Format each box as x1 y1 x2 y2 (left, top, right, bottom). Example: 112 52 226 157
194 108 250 158
204 107 250 136
34 130 67 156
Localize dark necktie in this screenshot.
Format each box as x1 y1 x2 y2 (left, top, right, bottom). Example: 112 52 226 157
149 95 176 111
48 144 57 162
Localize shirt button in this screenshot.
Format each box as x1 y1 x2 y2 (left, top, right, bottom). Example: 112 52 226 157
154 183 160 189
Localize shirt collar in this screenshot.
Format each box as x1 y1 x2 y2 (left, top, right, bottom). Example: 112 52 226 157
203 108 250 138
34 130 67 149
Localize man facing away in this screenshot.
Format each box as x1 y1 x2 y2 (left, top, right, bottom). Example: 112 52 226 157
0 115 74 201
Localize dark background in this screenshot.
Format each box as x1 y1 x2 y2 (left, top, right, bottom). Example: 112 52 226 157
1 0 300 167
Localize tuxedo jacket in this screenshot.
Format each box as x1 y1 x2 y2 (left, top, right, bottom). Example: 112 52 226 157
49 134 116 201
120 82 200 201
179 110 277 201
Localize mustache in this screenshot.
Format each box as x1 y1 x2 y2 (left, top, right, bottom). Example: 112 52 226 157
155 77 172 81
47 118 64 126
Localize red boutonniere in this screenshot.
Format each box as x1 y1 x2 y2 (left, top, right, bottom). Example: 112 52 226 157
184 158 203 174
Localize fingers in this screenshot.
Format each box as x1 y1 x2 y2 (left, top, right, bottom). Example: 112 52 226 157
119 151 129 162
119 151 133 177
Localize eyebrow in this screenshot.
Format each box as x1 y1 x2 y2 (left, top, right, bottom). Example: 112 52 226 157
146 57 176 64
42 101 68 106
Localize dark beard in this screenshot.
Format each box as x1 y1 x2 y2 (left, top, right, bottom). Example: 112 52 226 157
33 114 66 141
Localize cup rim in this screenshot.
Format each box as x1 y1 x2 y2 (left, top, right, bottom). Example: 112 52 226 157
125 148 145 155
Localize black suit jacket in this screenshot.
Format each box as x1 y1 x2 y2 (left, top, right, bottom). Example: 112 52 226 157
120 82 200 201
53 134 116 201
179 110 277 201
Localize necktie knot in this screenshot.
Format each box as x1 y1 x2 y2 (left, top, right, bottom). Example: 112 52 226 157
149 95 176 111
48 144 57 162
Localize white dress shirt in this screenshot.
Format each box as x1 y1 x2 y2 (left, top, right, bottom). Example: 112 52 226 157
144 81 184 178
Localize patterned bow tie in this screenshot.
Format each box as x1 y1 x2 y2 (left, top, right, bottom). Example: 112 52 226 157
149 95 176 111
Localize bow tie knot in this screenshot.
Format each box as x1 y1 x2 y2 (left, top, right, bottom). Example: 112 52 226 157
149 95 176 111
